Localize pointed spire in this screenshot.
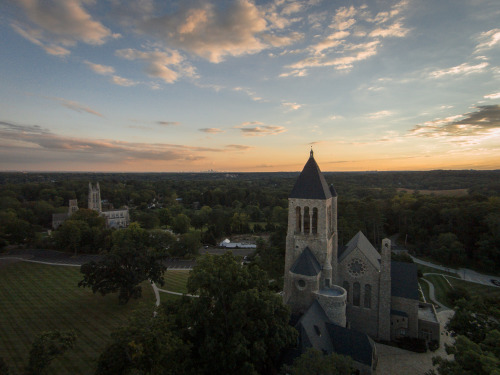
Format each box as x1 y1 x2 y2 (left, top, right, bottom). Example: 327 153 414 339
310 147 314 158
289 150 332 199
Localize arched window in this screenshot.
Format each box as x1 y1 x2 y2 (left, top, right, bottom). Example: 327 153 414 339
304 207 310 234
295 206 301 233
353 282 360 306
312 208 318 234
364 284 371 308
343 281 350 303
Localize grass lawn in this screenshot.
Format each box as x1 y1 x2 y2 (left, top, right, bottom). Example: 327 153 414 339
0 261 155 375
423 274 454 307
162 270 190 294
447 277 500 301
422 274 500 308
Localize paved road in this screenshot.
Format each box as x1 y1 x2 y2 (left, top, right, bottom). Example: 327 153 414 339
0 249 195 270
411 256 499 288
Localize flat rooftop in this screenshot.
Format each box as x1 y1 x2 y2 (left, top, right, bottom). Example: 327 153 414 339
318 288 343 297
418 304 439 323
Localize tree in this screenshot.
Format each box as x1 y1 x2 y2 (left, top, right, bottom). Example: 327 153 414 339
25 330 76 375
95 310 192 375
430 297 500 375
176 253 298 375
79 223 166 304
282 348 353 375
172 213 190 234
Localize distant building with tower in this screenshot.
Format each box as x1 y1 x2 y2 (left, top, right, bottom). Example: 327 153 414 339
283 150 440 374
51 199 79 229
52 183 129 229
88 182 129 228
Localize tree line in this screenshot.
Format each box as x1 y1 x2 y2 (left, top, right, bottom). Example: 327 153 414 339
1 171 499 273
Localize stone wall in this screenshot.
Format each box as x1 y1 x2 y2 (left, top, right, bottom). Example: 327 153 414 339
339 249 381 338
390 296 419 340
314 285 347 327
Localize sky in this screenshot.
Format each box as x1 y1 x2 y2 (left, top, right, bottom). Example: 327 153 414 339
0 0 499 172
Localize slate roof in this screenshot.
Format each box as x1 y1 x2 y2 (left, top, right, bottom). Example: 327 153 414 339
296 301 374 367
326 323 374 366
290 151 333 200
290 247 321 276
338 231 381 271
391 261 419 300
296 300 333 353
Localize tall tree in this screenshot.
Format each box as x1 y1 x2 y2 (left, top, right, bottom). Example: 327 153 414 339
25 330 76 375
79 223 166 304
281 348 353 375
178 253 298 375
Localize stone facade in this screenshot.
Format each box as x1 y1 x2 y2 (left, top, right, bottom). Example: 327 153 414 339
88 182 129 228
283 151 440 364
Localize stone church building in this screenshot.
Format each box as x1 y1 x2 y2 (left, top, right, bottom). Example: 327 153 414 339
283 151 440 374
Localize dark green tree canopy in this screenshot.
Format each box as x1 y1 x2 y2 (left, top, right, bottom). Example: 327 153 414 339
78 223 166 304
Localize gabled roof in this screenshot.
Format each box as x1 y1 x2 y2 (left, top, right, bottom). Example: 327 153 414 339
391 261 419 300
296 300 333 353
297 301 374 367
290 150 332 200
325 323 374 366
290 247 321 276
338 231 381 271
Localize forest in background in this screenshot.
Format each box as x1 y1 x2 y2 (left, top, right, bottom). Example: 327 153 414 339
1 170 499 274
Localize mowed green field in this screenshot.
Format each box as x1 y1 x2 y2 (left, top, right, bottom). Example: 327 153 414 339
0 261 155 375
162 270 190 294
423 274 500 308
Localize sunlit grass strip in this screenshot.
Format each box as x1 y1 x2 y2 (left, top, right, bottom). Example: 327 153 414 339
0 262 155 375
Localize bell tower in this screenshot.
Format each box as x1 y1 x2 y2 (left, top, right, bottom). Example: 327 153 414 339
283 150 339 314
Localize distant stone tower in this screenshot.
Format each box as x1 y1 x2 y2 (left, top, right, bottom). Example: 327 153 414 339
68 199 78 215
88 182 102 212
378 238 392 341
283 150 340 315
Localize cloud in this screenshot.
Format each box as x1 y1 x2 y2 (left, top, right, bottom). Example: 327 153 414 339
12 0 119 55
84 61 115 75
225 144 253 151
139 0 269 63
233 87 263 101
116 48 196 84
51 97 103 117
157 121 180 126
369 21 409 38
475 29 500 52
199 128 224 134
282 102 302 111
235 121 287 136
84 60 138 87
279 69 308 78
11 23 71 56
408 105 500 141
281 1 410 76
111 75 137 87
0 120 239 165
368 110 393 119
429 62 489 78
484 92 500 100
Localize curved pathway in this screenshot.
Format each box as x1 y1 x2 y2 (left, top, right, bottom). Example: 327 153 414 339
420 277 449 311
